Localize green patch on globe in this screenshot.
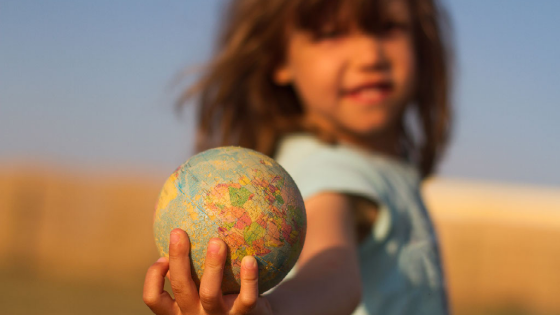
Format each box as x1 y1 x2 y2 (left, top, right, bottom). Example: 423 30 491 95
153 146 307 294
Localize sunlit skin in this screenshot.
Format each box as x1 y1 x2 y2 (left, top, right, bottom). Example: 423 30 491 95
274 1 416 158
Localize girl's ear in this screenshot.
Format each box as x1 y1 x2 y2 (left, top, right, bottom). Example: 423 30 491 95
273 64 293 85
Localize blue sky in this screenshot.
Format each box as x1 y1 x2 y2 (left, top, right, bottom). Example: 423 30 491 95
1 0 559 186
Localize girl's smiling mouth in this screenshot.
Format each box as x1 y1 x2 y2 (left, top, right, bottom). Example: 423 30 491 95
342 81 394 105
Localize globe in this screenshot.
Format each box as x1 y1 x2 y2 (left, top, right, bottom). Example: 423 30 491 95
153 146 306 294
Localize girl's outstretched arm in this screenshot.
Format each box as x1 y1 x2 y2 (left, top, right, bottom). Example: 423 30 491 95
265 192 363 315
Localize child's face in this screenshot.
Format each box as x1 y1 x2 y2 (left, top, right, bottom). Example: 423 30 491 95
274 0 416 141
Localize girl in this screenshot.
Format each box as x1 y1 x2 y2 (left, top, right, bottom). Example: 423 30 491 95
143 0 453 314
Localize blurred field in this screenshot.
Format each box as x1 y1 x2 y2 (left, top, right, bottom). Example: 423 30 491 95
1 165 559 315
424 179 560 315
0 165 161 315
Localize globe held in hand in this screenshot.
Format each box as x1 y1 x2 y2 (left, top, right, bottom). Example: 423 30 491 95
153 146 306 294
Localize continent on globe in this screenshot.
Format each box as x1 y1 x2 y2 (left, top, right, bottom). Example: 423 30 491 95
153 146 307 294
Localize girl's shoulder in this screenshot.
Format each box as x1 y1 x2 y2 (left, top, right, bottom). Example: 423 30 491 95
274 133 420 203
275 133 361 172
275 133 373 178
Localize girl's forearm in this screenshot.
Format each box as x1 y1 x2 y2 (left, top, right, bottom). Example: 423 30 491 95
264 247 362 315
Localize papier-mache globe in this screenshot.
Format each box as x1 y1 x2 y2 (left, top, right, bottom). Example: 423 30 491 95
153 146 306 294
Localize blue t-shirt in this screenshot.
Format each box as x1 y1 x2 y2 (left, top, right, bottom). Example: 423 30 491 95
274 134 449 315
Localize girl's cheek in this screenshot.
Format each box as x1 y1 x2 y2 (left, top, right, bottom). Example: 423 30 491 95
390 42 416 83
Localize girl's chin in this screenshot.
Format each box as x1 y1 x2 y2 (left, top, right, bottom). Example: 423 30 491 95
342 118 391 136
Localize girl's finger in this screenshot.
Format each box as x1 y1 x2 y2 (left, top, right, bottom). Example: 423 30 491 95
143 257 177 315
199 238 227 313
232 256 259 314
168 228 199 313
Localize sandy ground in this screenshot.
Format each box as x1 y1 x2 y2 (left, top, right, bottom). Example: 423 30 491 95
1 166 559 315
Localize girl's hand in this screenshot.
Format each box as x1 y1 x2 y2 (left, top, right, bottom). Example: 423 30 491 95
143 228 273 315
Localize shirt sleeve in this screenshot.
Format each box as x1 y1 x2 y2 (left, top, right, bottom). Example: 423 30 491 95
286 146 392 243
288 147 384 202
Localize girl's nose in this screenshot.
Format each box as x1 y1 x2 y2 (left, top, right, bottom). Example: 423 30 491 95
351 35 389 72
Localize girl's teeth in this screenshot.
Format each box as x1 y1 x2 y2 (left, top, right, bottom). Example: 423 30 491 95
360 89 381 96
354 88 384 101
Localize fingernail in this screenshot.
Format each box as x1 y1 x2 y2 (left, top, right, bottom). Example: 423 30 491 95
157 257 167 263
243 256 257 269
170 231 180 245
207 239 222 254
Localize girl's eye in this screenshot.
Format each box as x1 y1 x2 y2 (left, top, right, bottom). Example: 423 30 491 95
314 28 346 41
381 21 410 37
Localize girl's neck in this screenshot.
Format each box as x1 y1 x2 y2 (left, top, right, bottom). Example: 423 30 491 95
337 127 402 159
